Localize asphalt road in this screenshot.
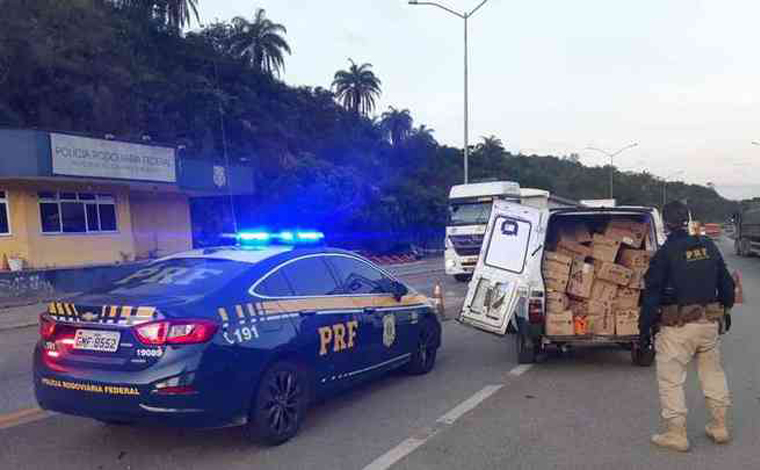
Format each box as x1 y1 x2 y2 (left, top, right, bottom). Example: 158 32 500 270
1 246 758 469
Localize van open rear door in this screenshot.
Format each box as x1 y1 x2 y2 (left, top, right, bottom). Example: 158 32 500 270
459 201 545 335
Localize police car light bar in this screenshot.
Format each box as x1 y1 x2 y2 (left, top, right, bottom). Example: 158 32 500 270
295 231 325 241
237 232 271 242
236 230 325 245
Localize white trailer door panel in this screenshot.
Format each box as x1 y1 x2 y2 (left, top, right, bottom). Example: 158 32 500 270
459 201 545 335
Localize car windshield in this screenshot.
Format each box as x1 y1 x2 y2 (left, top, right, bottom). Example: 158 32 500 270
449 202 493 226
93 258 252 297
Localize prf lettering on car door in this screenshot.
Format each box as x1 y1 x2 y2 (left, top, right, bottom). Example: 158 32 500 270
318 321 358 355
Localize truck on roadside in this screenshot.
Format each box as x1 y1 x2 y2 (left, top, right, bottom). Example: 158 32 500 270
445 181 578 282
733 206 760 256
458 200 665 365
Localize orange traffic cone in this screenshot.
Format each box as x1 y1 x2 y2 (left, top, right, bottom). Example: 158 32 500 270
733 270 744 304
432 282 445 320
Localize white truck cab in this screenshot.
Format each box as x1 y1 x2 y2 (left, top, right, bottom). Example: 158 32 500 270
446 182 577 282
458 200 665 364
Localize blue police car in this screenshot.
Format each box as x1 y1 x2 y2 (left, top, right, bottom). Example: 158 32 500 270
33 231 442 444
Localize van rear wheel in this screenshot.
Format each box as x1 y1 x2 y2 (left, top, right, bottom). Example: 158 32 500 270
632 344 655 367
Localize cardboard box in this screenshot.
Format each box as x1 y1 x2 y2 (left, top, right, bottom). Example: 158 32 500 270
546 310 574 336
545 277 569 292
557 240 593 261
591 280 619 302
628 267 647 289
567 299 585 316
546 291 569 313
543 251 573 277
616 309 640 336
605 220 647 248
596 262 633 286
616 287 641 309
567 260 595 298
618 249 654 270
591 234 621 263
589 311 616 336
560 223 593 244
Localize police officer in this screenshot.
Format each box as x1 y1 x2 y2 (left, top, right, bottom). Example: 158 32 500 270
640 200 735 452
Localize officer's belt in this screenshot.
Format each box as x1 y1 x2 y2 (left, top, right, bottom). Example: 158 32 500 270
661 303 724 327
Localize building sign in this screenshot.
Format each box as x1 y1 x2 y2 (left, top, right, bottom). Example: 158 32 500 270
51 133 176 183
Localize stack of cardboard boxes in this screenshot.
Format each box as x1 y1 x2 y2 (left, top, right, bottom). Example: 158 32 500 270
543 219 653 337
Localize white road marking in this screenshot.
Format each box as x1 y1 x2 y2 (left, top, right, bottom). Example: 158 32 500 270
509 364 533 376
363 384 503 470
362 436 430 470
436 384 503 425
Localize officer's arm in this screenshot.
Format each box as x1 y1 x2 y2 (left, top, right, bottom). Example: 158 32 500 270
640 247 668 332
707 239 735 309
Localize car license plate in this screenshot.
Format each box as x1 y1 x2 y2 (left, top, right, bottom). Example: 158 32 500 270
73 330 120 353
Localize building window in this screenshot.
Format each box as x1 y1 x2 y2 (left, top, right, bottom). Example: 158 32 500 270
38 192 117 234
0 191 10 235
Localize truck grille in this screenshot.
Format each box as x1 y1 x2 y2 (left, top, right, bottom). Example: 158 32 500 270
449 234 485 257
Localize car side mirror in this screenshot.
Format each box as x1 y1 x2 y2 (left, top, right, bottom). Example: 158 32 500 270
392 281 408 301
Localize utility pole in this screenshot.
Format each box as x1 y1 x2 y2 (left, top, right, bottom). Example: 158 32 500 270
585 143 639 199
409 0 490 184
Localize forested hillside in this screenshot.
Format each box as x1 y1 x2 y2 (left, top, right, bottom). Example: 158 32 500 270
0 0 738 250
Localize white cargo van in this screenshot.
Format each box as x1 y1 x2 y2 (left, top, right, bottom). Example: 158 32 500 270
458 201 665 365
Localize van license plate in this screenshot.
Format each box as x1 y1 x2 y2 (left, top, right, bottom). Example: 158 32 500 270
73 330 120 352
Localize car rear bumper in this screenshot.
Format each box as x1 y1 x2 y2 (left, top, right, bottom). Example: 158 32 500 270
33 349 247 428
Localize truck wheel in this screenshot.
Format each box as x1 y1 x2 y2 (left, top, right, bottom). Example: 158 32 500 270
516 333 536 364
454 274 471 283
632 344 655 367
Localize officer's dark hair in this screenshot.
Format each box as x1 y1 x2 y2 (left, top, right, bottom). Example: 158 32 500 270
663 200 690 230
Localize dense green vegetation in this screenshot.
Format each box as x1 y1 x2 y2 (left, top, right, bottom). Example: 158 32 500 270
0 0 738 251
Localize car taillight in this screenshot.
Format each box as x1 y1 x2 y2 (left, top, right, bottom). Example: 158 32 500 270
134 320 218 346
40 314 56 340
528 299 544 324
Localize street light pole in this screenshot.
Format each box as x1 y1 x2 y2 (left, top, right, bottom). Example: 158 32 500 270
584 142 639 199
409 0 490 184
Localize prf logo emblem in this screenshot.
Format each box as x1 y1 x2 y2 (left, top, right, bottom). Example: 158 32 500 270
318 321 358 356
686 247 709 262
213 165 227 188
383 314 396 348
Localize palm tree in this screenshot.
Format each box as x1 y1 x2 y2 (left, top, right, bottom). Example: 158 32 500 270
162 0 200 31
412 124 437 146
118 0 199 31
380 106 413 146
332 59 382 116
477 135 505 154
231 8 291 77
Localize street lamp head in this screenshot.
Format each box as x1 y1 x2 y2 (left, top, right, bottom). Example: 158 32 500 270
408 0 419 4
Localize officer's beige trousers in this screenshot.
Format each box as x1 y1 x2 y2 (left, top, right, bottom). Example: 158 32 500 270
654 322 731 420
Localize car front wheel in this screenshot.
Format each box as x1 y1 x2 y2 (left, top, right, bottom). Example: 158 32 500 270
247 361 309 445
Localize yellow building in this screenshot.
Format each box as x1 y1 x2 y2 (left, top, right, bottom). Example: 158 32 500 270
0 129 253 270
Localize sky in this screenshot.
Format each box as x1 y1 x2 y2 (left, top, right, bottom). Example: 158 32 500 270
196 1 760 200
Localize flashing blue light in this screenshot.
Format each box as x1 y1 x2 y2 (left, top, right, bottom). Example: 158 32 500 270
296 231 325 241
237 232 271 242
235 230 324 245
